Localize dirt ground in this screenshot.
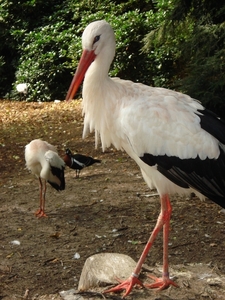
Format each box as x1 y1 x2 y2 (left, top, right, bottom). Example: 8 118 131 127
1 100 225 300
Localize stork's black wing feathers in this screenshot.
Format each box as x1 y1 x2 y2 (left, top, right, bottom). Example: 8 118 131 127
49 166 65 190
197 109 225 144
140 109 225 208
140 150 225 208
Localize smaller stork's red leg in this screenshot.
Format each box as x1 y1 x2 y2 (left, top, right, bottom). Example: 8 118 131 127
35 178 47 217
104 194 177 298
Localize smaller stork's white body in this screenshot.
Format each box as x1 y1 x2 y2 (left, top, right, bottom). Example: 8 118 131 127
66 20 225 297
25 139 65 217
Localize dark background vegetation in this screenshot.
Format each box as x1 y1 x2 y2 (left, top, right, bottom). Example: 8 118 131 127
0 0 225 117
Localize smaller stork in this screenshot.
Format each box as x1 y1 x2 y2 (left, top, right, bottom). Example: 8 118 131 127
16 83 28 100
25 139 65 217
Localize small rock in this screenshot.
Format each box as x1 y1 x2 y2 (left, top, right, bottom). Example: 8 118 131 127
59 289 80 300
10 240 20 245
73 253 80 260
207 277 222 286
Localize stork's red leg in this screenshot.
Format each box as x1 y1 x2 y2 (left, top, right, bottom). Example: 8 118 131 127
104 274 144 297
145 195 178 289
35 177 43 216
35 178 47 217
104 194 177 297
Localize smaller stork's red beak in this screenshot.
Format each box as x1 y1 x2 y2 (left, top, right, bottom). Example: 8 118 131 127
65 49 96 101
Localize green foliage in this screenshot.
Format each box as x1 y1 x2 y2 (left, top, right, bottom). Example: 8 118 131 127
0 0 225 117
16 21 76 101
179 22 225 114
2 0 155 101
142 0 194 87
143 0 225 117
0 0 73 97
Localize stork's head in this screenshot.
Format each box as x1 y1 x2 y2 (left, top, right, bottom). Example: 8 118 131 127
65 20 115 101
82 20 115 56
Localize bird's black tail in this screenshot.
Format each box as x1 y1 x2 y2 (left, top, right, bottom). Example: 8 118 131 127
94 159 101 163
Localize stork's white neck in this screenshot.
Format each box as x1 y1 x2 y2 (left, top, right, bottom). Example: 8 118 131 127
81 53 127 151
81 26 128 151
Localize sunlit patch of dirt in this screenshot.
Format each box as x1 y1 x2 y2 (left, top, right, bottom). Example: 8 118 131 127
1 100 225 300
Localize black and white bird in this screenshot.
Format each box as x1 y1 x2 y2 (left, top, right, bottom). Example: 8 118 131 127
64 148 101 178
25 139 65 217
65 20 225 297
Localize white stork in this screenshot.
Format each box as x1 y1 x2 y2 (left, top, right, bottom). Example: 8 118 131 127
25 139 65 217
65 20 225 297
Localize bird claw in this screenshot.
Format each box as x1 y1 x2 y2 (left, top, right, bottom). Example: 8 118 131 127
104 275 144 298
35 209 47 218
145 274 178 290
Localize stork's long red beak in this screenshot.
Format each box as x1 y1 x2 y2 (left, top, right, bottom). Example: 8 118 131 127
65 49 96 101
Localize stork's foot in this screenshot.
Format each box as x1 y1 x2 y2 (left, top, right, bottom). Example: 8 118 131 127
35 209 47 218
145 274 178 290
104 275 144 298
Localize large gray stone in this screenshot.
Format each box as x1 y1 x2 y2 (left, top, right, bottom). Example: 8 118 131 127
78 252 137 291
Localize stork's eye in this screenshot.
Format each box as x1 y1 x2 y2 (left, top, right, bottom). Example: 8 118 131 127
93 35 100 45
